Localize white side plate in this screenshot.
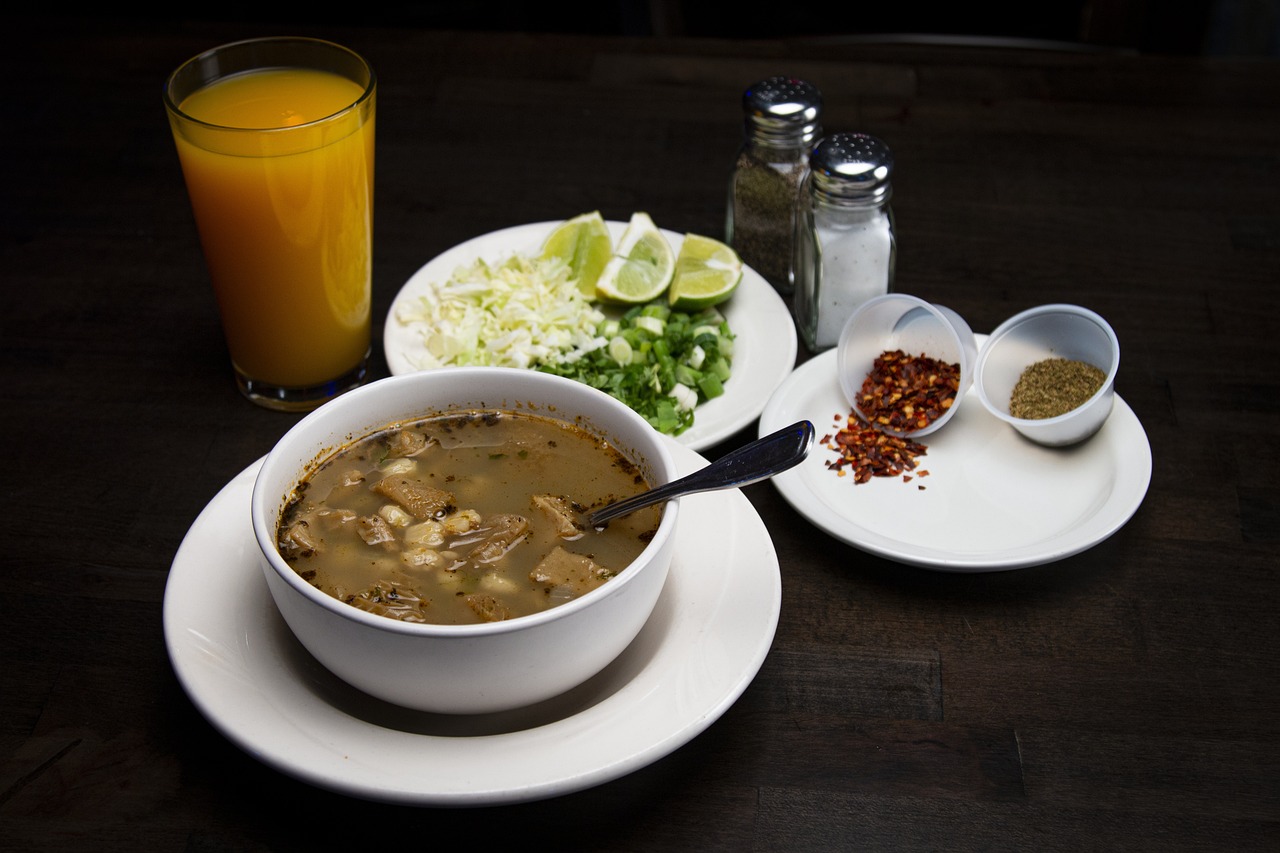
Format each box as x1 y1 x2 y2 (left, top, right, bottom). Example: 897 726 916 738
759 341 1152 571
384 221 797 451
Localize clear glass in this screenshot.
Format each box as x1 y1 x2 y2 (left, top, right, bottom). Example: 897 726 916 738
165 37 376 412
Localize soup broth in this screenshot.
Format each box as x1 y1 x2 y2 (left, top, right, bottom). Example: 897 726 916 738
277 410 662 625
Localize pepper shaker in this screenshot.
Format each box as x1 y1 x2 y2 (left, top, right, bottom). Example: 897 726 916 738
793 132 896 352
726 76 823 297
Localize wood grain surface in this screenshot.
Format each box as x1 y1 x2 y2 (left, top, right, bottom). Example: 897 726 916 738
2 16 1277 852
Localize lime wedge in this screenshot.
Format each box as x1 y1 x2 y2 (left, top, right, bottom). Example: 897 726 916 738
668 233 743 310
594 212 676 304
539 211 613 297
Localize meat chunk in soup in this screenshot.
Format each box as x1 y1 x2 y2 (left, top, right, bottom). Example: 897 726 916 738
465 594 512 623
348 580 432 623
371 476 455 520
531 494 587 539
530 546 617 596
385 428 431 458
461 513 530 564
279 517 323 557
356 514 397 548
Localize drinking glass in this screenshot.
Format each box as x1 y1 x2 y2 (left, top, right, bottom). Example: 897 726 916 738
165 37 376 411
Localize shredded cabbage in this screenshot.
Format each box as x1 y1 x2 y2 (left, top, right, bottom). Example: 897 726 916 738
394 250 735 436
395 254 608 370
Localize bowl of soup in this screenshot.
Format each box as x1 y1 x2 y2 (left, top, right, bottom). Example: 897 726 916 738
250 366 680 714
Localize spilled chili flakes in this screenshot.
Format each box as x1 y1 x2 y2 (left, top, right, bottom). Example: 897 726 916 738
858 349 961 434
823 413 930 485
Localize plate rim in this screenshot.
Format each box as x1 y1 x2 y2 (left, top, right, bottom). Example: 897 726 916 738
162 442 782 805
759 345 1153 572
381 219 797 452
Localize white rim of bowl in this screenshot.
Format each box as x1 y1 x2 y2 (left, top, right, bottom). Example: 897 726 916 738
249 367 680 639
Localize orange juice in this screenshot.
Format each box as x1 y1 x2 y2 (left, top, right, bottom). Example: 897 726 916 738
170 65 375 391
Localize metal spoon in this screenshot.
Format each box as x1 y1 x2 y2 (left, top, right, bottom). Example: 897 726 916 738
588 420 815 526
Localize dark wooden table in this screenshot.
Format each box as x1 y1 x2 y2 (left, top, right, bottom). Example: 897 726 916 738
4 17 1278 852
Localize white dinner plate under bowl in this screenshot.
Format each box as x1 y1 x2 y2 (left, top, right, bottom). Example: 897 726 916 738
759 340 1152 571
162 440 781 806
383 221 797 452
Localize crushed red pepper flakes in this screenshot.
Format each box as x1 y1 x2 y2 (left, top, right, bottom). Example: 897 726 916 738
857 349 961 434
822 413 930 485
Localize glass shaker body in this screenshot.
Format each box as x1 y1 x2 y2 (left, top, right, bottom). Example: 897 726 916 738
794 132 896 353
726 77 822 297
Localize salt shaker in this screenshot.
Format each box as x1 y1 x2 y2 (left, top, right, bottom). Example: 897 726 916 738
793 132 896 352
726 76 823 296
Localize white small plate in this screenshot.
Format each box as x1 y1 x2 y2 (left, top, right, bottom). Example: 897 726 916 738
760 340 1152 571
384 221 797 451
163 440 781 806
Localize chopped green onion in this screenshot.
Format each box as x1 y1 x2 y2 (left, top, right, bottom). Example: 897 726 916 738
538 297 735 436
608 336 633 365
697 373 725 399
633 315 665 337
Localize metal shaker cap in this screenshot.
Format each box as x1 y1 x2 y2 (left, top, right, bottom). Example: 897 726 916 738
743 76 823 146
810 132 894 206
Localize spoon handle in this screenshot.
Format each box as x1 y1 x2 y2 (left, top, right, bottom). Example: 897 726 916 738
589 420 815 526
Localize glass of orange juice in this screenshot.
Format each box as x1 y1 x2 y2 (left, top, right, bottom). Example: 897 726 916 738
164 37 375 412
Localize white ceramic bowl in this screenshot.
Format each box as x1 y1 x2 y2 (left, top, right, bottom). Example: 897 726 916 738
974 304 1120 447
837 293 979 438
250 367 680 714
